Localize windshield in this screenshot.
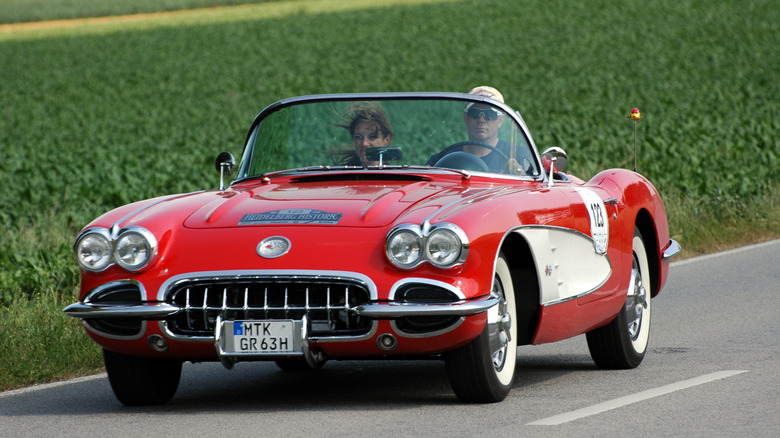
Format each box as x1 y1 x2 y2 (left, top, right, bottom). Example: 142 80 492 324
237 94 541 179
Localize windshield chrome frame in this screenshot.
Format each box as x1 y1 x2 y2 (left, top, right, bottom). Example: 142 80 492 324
234 92 545 184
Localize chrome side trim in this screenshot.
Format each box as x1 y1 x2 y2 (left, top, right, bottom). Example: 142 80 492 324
354 295 499 317
663 239 682 260
542 282 610 307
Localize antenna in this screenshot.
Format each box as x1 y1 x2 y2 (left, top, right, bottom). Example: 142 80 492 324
629 108 641 172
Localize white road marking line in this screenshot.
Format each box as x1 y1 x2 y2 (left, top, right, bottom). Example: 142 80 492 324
671 238 780 267
527 370 748 426
0 373 107 398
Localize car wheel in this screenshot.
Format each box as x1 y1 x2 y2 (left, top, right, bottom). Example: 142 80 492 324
586 227 652 369
103 349 182 406
444 253 517 403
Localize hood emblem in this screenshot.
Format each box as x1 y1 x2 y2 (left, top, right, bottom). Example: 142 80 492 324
257 236 291 258
240 209 342 225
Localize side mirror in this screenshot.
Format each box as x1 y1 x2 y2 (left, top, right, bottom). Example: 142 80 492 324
541 147 567 172
365 146 402 166
215 152 235 190
541 147 567 187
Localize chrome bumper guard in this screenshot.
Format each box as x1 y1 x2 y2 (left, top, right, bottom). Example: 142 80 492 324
663 239 682 260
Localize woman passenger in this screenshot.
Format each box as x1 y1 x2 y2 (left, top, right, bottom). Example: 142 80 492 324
335 102 393 166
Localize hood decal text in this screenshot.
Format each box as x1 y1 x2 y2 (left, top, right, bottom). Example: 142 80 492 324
239 209 343 225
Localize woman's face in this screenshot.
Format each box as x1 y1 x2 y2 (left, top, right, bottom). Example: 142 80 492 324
352 121 392 165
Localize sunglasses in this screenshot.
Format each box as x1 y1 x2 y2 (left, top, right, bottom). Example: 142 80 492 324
465 106 502 121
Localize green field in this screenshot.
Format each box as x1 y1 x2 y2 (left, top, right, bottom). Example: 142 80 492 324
1 0 778 390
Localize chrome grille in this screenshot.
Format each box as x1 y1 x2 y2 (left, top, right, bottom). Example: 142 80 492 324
165 275 372 337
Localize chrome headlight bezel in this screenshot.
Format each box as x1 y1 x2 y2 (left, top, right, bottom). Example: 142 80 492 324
386 225 423 269
386 223 469 270
113 226 157 271
425 224 468 268
74 227 114 272
73 225 157 273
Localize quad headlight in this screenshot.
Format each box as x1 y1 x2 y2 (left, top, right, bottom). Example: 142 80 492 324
75 226 157 272
425 228 463 266
114 227 156 271
75 228 113 272
386 223 468 269
386 226 423 268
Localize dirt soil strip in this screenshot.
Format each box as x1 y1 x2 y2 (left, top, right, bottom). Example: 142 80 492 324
0 4 262 32
0 0 457 33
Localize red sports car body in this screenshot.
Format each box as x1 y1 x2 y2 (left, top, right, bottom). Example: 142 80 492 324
66 92 679 405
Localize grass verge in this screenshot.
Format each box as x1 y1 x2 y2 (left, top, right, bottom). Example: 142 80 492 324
0 293 103 391
666 185 780 258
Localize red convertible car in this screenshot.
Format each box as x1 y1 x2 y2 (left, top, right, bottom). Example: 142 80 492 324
65 91 679 405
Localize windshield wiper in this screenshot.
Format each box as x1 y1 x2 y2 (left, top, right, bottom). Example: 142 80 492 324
407 165 474 180
256 166 341 180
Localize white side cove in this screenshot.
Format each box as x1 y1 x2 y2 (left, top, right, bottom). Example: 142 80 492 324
515 226 612 306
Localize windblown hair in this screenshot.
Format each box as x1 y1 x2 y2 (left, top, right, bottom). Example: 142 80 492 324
332 102 393 166
336 102 392 135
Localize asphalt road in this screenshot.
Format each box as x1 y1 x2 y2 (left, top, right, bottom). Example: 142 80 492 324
2 239 779 437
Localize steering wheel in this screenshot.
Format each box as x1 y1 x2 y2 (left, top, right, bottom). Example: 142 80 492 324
433 141 510 171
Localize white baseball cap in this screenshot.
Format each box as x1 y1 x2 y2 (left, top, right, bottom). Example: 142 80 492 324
467 85 504 103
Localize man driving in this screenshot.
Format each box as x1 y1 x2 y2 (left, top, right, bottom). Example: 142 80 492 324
461 86 509 171
428 86 526 174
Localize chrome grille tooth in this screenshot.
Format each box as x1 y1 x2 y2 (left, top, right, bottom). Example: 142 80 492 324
264 286 269 319
345 286 350 329
203 287 209 331
327 286 333 329
185 287 193 329
284 286 289 319
243 287 249 320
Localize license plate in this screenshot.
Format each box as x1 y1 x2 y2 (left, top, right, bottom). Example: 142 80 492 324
225 320 295 354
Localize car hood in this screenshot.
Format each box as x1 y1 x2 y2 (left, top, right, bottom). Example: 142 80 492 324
181 178 495 229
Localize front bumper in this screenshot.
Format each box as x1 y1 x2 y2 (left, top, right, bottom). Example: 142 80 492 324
65 273 499 359
63 295 499 320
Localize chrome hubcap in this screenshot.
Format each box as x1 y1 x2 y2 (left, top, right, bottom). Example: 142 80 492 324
489 276 512 370
625 265 647 340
